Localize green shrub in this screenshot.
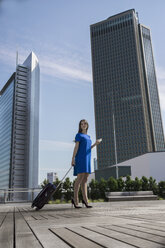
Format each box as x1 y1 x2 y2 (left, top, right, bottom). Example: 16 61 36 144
89 179 100 200
40 175 163 203
117 177 125 191
158 181 165 197
63 177 73 202
133 177 142 191
107 177 118 192
141 176 149 191
98 178 107 199
52 178 62 200
148 176 158 195
41 179 49 189
125 175 134 191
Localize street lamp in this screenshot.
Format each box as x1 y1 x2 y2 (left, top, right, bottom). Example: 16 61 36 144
113 113 118 179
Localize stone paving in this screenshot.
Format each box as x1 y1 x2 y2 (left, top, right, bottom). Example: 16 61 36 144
0 200 165 247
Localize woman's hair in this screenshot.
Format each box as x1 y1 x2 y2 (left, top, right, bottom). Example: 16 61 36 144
78 119 89 133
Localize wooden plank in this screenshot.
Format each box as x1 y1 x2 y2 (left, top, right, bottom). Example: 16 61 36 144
129 222 165 231
0 205 14 213
32 227 70 248
0 213 6 227
50 227 102 248
19 211 37 221
107 225 165 246
68 226 134 248
122 224 165 236
0 212 13 248
47 214 59 219
30 214 47 220
15 212 42 248
85 225 163 248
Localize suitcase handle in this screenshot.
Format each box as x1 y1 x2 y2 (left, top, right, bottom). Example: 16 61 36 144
55 166 72 191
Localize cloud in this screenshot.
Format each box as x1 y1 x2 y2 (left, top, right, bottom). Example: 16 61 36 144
156 67 165 112
40 55 92 83
0 44 27 65
0 42 92 84
39 139 74 152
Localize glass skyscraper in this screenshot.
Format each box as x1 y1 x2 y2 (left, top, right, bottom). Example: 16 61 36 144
90 9 165 179
0 75 15 189
0 52 40 199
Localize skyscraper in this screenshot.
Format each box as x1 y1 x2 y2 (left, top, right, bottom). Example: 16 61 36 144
0 52 40 199
90 9 165 179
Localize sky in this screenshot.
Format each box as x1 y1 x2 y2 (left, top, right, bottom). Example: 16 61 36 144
0 0 165 184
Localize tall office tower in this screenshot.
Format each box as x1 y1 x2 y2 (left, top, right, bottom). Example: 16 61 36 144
90 9 165 179
0 52 40 199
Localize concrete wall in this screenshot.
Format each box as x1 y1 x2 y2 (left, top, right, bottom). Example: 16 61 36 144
117 152 165 182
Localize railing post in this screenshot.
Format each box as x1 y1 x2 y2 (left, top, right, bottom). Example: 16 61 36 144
0 188 41 203
32 188 34 201
4 190 7 204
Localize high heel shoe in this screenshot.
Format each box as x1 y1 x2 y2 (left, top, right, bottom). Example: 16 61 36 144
82 199 92 208
71 198 82 209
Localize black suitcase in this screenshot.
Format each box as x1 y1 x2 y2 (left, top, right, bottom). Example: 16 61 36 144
31 166 72 210
31 183 56 210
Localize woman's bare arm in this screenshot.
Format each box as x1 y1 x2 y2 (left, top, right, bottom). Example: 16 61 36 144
91 142 97 149
91 139 102 149
71 142 79 166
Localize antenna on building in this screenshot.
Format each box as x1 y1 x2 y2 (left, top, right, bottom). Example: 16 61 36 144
16 51 18 67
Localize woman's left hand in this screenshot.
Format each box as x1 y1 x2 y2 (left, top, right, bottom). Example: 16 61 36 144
96 138 102 145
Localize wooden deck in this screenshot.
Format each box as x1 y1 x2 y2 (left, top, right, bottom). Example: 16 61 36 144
0 200 165 247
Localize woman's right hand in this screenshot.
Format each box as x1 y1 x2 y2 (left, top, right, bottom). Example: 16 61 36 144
71 157 75 166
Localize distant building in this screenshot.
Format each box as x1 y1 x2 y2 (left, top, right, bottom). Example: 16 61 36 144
47 172 58 184
0 52 40 200
94 158 97 171
90 9 165 180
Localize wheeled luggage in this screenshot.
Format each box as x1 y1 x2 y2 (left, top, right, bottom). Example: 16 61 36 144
31 166 72 210
31 183 56 210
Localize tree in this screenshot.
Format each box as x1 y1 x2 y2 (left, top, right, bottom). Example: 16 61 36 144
98 178 107 199
148 176 158 194
107 177 118 192
63 177 73 202
141 176 149 191
133 177 142 191
125 175 134 191
158 181 165 197
52 177 62 200
41 179 49 189
117 177 125 191
89 179 100 200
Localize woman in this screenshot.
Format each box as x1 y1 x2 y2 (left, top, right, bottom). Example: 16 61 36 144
71 119 102 208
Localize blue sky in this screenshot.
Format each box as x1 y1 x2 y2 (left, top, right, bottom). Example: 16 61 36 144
0 0 165 184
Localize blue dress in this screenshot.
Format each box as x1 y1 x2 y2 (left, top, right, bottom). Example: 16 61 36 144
73 133 92 176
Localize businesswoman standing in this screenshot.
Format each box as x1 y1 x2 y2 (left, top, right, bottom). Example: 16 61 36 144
71 119 102 208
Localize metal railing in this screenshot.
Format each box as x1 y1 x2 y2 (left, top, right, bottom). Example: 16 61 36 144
0 188 42 203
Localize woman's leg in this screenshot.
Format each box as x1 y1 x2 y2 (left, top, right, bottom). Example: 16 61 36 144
74 173 84 205
81 173 89 204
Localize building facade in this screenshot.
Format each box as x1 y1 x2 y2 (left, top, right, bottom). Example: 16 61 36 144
93 158 97 171
0 52 40 199
47 172 58 184
90 9 165 179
